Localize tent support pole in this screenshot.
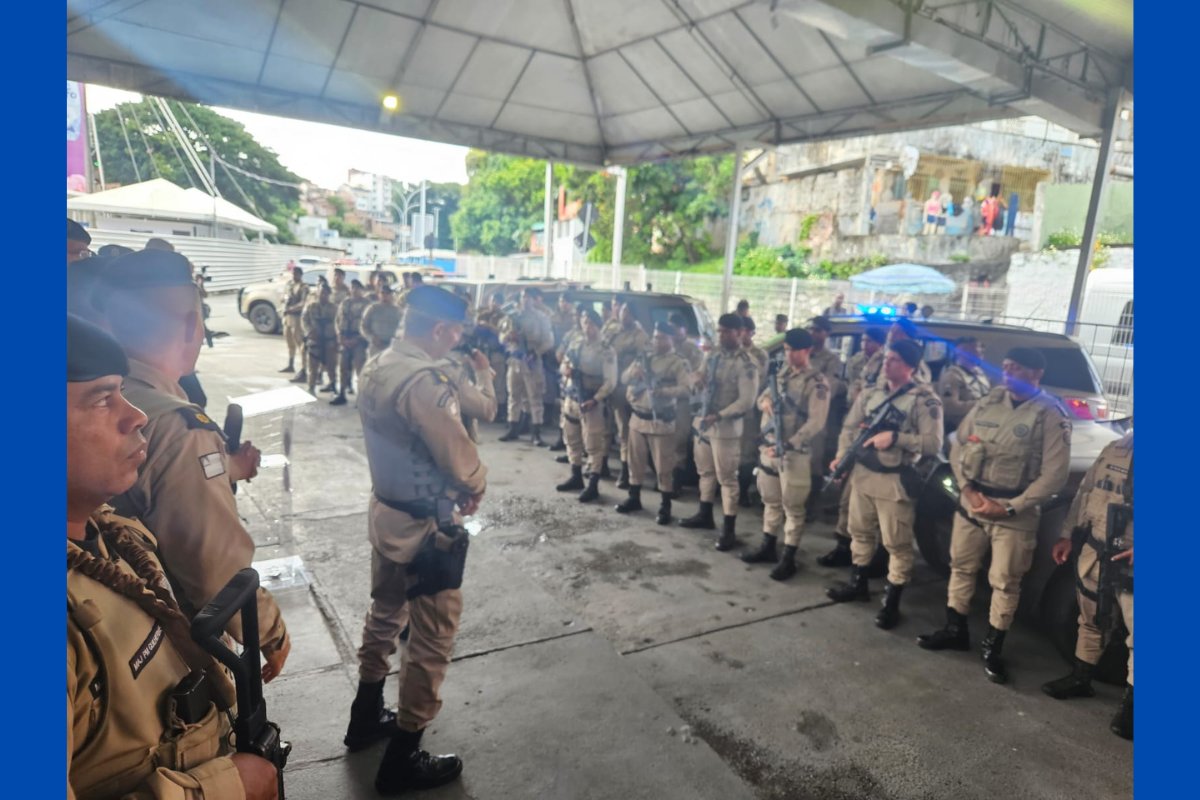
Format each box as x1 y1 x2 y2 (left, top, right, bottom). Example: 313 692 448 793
721 145 745 314
611 166 627 287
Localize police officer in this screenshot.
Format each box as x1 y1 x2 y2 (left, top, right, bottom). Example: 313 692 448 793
937 336 991 432
332 279 371 406
362 283 403 358
499 287 555 445
476 292 510 420
669 312 704 487
680 313 759 551
1041 433 1133 739
604 298 651 489
351 285 484 793
67 315 278 800
881 318 931 385
439 346 499 443
826 340 943 630
615 321 692 524
100 250 292 685
280 265 309 376
738 317 769 508
805 316 845 521
331 267 350 308
302 282 339 395
918 347 1071 683
774 314 788 334
742 329 830 580
68 217 92 263
557 309 617 503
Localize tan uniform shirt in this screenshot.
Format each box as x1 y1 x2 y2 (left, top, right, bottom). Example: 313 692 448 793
331 283 350 309
361 341 488 565
605 323 652 382
758 365 831 454
440 353 499 426
622 351 691 434
112 360 289 656
744 344 769 388
838 381 944 501
676 338 704 371
694 347 759 439
937 363 991 429
951 386 1072 517
503 306 555 358
302 298 337 343
282 281 308 316
562 336 617 402
361 301 403 351
810 346 845 395
337 295 371 343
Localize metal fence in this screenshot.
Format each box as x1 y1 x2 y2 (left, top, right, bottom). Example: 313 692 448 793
83 229 345 293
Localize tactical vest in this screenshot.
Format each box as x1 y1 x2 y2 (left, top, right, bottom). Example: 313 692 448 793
283 282 307 314
358 351 454 504
958 389 1051 493
570 339 611 393
340 296 370 336
772 366 823 447
707 349 751 412
68 521 230 798
946 364 989 400
1081 436 1134 548
364 303 402 341
304 301 337 340
608 326 648 377
629 352 686 418
857 382 933 469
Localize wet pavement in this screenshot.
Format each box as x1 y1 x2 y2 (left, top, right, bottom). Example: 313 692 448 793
197 295 1130 800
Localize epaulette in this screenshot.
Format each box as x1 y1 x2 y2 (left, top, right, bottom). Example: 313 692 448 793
176 406 223 433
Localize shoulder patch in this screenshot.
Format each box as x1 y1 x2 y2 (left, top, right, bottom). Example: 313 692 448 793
199 451 227 480
176 407 222 432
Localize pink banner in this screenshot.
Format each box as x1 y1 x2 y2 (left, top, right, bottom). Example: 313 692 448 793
67 81 88 193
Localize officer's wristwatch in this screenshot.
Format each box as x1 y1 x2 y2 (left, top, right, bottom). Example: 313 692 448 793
1004 504 1017 517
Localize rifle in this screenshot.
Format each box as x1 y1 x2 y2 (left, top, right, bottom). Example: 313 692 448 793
191 569 291 800
225 403 243 495
691 353 720 444
630 352 658 423
759 354 785 458
1095 501 1133 643
564 344 595 405
822 383 913 491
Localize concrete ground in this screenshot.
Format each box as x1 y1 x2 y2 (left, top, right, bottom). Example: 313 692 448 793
199 295 1131 800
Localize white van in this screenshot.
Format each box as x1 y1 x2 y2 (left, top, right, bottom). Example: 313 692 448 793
1076 266 1133 416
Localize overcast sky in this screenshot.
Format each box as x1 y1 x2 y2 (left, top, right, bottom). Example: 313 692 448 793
85 84 469 190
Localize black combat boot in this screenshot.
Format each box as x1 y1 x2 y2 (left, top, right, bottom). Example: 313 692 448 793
289 368 307 383
516 413 531 435
737 464 754 508
375 728 463 795
330 392 348 406
826 565 871 602
343 679 399 752
679 501 715 530
549 432 566 452
981 626 1009 683
741 534 778 564
530 424 546 447
578 473 601 503
599 459 613 480
321 382 338 394
917 607 972 651
279 361 294 373
865 545 890 579
656 495 672 525
715 515 739 551
1042 659 1096 699
770 545 799 581
615 485 642 513
617 462 630 489
875 582 904 630
499 413 526 442
555 454 570 464
1111 685 1133 740
817 535 853 568
556 465 585 492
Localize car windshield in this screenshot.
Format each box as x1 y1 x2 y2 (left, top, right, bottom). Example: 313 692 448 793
1033 347 1102 394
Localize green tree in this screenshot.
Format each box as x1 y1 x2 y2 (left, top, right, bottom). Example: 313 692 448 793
94 99 302 243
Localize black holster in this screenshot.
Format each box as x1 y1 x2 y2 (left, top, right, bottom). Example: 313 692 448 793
405 496 470 599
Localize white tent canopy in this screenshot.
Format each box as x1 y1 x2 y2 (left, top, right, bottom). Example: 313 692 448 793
66 178 278 234
67 0 1131 166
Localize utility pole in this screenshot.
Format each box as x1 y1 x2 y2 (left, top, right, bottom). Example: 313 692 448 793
543 161 554 275
720 146 745 313
611 166 627 288
88 111 106 191
418 179 427 260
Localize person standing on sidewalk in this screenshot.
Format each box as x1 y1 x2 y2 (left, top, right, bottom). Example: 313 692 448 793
557 309 617 503
331 279 371 406
280 266 309 376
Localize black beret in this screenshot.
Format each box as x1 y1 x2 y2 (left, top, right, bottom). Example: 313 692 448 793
380 282 394 294
653 320 676 335
863 327 887 344
350 278 364 289
784 328 814 349
809 315 832 332
1005 347 1046 371
890 339 924 369
582 308 602 326
742 316 756 331
68 218 91 244
96 244 134 258
408 285 468 323
718 313 743 330
103 249 194 290
774 314 788 323
68 314 128 381
891 317 919 337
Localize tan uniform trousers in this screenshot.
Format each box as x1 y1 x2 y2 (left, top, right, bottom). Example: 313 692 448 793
339 341 367 389
283 312 304 361
947 513 1038 630
808 429 829 477
835 479 852 537
848 482 916 586
1074 548 1134 684
740 409 762 465
307 340 337 385
695 434 741 516
358 548 464 732
563 397 608 475
507 356 546 424
612 391 633 463
757 450 812 546
628 424 677 494
673 399 692 464
490 351 508 409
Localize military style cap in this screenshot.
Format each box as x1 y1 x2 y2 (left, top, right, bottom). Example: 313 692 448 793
68 314 129 381
889 339 923 369
351 278 364 289
380 282 394 294
863 326 887 344
68 218 91 244
582 308 603 326
808 315 832 332
103 249 193 290
407 285 468 322
653 320 676 335
784 328 814 349
1005 347 1046 371
718 313 743 330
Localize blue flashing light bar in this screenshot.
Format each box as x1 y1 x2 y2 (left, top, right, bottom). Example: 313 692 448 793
856 304 897 316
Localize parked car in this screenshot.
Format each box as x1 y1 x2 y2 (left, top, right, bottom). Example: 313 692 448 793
767 315 1129 679
238 263 408 334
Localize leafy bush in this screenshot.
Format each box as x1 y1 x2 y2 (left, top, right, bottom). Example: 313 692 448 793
949 252 971 263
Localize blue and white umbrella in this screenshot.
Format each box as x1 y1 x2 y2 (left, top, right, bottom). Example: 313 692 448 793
850 263 956 294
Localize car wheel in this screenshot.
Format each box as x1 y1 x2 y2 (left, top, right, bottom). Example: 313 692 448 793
914 505 953 576
249 302 280 334
1040 561 1130 686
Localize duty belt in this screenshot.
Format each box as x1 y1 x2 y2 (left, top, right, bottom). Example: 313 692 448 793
632 408 675 423
374 494 438 519
758 464 780 478
967 481 1024 499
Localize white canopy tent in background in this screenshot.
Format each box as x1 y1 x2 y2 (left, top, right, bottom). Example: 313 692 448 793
67 177 278 235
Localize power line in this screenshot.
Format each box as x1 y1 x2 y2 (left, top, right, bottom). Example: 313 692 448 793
112 104 142 182
171 101 262 215
125 103 163 179
146 99 197 188
212 155 304 189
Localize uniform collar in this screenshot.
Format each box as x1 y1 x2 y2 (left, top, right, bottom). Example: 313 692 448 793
126 358 187 401
391 339 437 363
